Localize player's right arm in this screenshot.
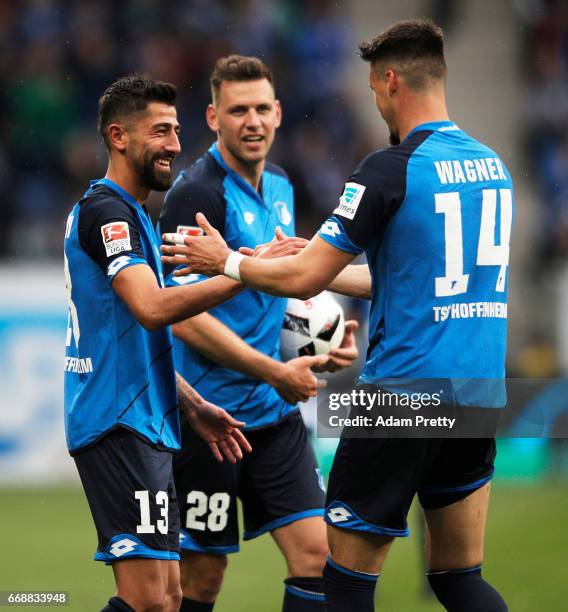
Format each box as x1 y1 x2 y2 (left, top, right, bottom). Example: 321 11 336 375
112 265 242 330
161 152 390 300
173 313 327 404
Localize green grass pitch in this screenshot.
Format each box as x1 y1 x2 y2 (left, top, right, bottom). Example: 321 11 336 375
0 483 565 611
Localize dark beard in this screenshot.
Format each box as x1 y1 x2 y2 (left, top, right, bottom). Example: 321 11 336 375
135 153 173 192
389 131 400 146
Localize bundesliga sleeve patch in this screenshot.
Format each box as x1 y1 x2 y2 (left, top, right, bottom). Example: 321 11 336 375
176 225 204 236
333 182 366 220
101 222 132 257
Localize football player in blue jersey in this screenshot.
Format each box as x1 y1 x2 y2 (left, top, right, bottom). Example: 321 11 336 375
64 74 261 612
158 56 359 612
162 22 512 612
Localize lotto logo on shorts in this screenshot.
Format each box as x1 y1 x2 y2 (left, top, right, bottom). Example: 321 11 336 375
326 506 353 523
109 538 138 557
177 225 204 236
101 222 132 257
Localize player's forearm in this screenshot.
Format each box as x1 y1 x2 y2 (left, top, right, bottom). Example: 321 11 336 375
175 372 203 417
172 313 286 385
328 264 372 300
237 251 329 300
146 276 243 330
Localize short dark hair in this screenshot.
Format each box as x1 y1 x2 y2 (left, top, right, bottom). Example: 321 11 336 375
98 74 177 149
210 55 274 104
358 20 446 89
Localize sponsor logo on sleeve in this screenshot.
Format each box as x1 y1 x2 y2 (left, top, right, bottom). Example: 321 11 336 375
101 222 132 257
176 225 204 236
333 182 366 220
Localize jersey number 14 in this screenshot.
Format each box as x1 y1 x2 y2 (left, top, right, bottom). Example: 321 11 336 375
435 188 512 297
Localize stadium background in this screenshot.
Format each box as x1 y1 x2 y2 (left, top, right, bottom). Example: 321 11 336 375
1 0 567 609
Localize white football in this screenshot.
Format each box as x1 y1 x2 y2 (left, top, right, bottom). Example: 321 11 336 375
280 291 345 361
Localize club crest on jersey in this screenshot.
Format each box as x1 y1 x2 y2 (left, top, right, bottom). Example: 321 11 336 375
334 182 366 220
101 222 131 257
274 201 292 226
176 225 204 237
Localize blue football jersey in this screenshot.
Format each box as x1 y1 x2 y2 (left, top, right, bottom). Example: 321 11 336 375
159 143 297 428
318 121 514 406
64 178 180 453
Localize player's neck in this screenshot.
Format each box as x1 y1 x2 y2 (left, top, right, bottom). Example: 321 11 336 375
105 161 150 203
396 94 450 143
217 141 265 192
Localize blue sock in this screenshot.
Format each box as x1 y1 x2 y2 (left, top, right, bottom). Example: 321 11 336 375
283 577 325 610
427 566 508 611
323 557 379 612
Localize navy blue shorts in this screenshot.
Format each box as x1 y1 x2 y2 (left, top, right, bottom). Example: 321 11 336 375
74 427 180 564
325 437 495 537
174 411 325 554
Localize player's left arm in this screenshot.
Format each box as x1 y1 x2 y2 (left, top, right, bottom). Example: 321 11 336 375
175 372 252 463
328 264 372 300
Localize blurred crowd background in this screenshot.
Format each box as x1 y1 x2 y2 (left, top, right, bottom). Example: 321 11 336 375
0 0 377 257
519 0 568 263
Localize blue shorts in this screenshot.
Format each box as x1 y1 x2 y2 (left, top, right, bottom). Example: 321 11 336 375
174 412 325 554
74 427 180 564
325 437 495 537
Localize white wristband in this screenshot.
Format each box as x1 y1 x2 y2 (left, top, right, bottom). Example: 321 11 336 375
224 251 246 281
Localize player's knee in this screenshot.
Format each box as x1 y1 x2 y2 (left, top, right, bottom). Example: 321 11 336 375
131 588 169 612
288 538 329 576
165 583 182 612
188 564 226 601
180 554 227 601
117 575 170 612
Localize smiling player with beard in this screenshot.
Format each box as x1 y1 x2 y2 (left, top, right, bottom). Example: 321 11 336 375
64 74 254 612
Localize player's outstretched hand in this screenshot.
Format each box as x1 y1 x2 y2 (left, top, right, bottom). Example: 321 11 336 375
239 226 309 259
161 212 231 278
187 400 252 463
271 354 329 404
176 373 252 462
322 320 360 373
